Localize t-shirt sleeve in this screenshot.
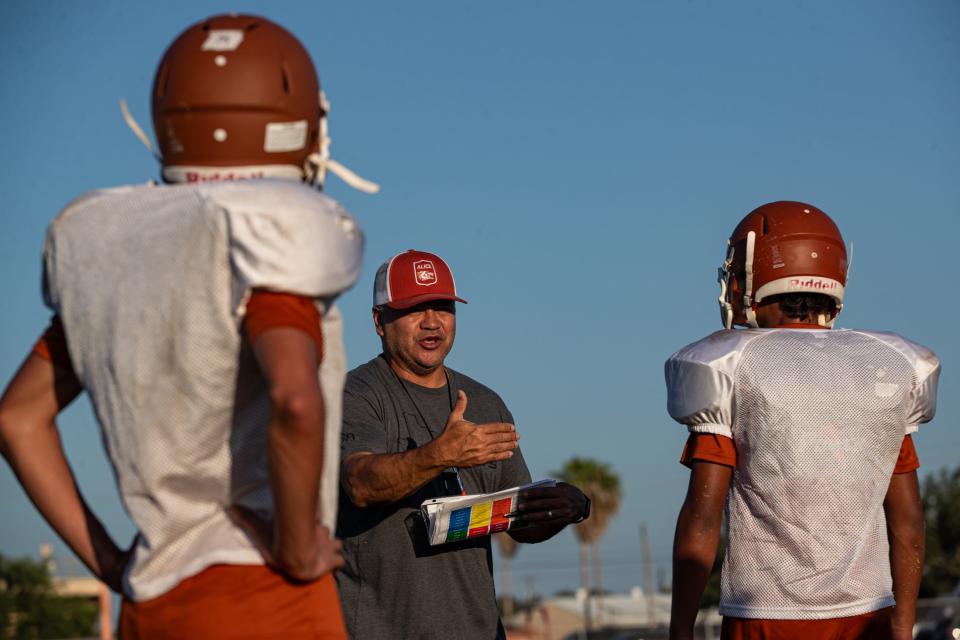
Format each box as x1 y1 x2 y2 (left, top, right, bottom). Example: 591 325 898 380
679 433 737 469
893 435 920 474
665 350 734 438
905 346 940 434
243 290 323 360
340 378 390 461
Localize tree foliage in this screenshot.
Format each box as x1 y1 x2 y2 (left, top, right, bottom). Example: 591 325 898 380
921 467 960 597
0 553 98 639
554 456 622 546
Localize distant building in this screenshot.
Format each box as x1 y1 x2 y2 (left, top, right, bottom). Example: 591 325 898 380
504 588 721 640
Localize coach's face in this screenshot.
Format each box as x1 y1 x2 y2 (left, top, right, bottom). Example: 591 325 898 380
375 300 457 384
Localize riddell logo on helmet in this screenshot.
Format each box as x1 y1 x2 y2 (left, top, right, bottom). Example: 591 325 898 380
185 171 266 183
413 260 438 286
789 278 837 290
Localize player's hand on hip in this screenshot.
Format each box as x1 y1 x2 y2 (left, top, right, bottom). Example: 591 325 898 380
311 524 346 577
434 391 519 468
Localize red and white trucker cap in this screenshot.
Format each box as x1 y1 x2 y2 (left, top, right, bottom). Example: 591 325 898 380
373 250 468 309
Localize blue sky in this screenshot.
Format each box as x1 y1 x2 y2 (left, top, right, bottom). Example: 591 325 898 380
1 1 958 598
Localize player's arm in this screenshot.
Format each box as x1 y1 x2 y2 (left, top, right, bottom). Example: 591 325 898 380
0 351 128 592
884 469 924 640
237 325 341 581
670 461 731 640
342 390 518 506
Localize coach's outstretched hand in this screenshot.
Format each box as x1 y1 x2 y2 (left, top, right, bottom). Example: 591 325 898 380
432 391 519 469
228 505 345 582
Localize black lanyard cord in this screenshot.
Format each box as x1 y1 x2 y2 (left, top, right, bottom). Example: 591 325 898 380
389 362 466 496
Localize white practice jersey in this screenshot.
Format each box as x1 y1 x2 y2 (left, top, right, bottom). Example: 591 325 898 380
665 328 939 620
42 180 363 601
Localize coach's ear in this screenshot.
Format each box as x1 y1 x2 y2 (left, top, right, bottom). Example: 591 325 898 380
372 306 385 337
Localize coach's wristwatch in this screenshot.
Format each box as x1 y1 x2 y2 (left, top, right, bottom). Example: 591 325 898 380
573 495 591 523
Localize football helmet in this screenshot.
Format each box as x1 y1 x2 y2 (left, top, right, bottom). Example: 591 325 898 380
718 201 848 328
122 14 377 192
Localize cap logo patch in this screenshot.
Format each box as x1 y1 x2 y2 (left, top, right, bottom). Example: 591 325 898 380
413 260 438 286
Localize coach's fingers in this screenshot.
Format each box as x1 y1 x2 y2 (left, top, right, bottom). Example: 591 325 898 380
475 421 516 435
447 391 469 425
315 525 345 575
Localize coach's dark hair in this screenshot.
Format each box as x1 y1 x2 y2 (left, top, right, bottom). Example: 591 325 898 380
766 293 837 320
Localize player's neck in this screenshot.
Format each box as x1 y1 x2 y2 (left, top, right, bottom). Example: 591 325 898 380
775 322 829 330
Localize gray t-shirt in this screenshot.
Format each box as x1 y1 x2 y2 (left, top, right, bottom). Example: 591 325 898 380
336 355 532 640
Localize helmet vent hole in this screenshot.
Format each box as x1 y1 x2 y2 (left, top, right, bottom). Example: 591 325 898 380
245 22 260 32
761 216 768 235
281 68 290 94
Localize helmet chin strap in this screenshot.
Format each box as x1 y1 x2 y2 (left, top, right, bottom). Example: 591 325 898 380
304 90 380 194
743 231 759 328
120 96 380 194
823 240 851 329
120 99 162 162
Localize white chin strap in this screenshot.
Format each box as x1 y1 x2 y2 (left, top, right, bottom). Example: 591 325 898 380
120 99 162 162
304 91 380 193
119 95 379 194
743 231 759 328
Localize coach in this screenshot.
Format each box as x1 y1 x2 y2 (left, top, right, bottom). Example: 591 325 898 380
336 249 589 639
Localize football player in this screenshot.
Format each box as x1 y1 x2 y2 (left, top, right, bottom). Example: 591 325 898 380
666 202 939 640
0 14 375 639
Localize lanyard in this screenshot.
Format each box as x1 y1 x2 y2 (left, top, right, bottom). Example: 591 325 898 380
390 364 467 496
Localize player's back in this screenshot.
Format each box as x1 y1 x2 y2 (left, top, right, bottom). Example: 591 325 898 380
666 328 939 619
42 179 363 600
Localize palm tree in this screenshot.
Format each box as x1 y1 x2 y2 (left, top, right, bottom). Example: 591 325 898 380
495 532 520 617
554 457 622 636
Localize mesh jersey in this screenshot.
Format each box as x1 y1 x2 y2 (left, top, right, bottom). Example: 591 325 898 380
665 328 940 620
42 180 363 601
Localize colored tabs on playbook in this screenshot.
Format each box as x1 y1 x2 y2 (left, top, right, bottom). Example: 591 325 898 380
420 479 556 546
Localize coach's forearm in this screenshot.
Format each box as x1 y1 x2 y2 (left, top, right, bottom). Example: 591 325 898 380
343 444 449 507
885 471 925 640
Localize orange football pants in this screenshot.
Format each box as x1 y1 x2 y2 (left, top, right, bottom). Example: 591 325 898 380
721 607 893 640
119 564 347 639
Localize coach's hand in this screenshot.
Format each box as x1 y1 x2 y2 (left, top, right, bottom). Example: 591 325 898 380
431 391 519 469
228 506 344 581
512 482 588 527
